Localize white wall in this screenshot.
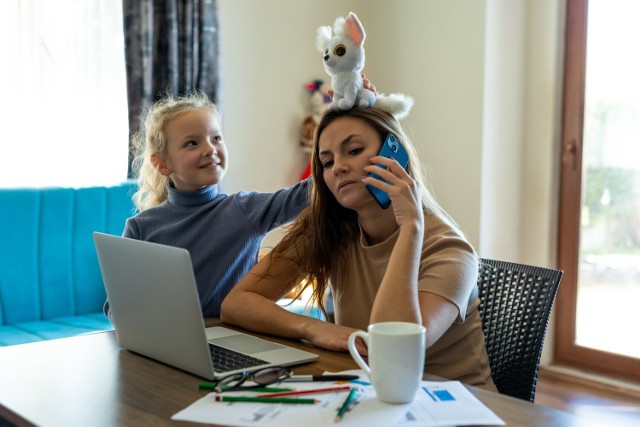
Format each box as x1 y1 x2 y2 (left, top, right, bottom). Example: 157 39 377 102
218 0 486 246
217 0 362 192
218 0 565 360
479 0 565 364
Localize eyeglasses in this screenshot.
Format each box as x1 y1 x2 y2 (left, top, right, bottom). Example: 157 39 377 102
211 366 292 393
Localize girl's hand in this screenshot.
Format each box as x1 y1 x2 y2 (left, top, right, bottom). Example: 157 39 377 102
362 156 424 230
305 322 367 355
362 73 378 95
328 73 377 99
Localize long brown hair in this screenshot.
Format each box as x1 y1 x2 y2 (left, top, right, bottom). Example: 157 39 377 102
271 107 448 317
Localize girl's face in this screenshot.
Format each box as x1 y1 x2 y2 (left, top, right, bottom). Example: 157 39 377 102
318 116 382 211
155 109 227 191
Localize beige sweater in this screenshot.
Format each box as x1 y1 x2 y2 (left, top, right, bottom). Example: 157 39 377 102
330 214 496 390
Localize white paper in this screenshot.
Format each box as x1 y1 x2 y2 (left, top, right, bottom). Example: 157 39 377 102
397 381 505 426
172 370 504 427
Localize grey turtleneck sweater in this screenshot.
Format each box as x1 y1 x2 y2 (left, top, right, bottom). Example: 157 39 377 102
104 180 309 317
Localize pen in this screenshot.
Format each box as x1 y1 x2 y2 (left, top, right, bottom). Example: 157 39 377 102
335 387 357 422
198 382 293 392
257 385 352 398
214 396 317 404
283 375 360 382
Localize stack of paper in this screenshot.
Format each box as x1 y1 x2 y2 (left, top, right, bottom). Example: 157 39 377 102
172 370 504 427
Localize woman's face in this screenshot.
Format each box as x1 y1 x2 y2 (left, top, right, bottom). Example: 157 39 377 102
317 116 382 211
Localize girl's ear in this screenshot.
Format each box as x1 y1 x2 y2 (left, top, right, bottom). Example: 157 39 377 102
151 153 171 176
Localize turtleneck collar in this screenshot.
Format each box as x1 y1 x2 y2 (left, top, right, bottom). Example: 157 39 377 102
167 184 220 207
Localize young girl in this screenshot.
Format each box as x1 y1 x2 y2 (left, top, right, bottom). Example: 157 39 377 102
104 92 310 317
221 107 496 390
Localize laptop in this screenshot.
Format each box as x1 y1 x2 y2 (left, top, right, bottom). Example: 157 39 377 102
93 232 318 380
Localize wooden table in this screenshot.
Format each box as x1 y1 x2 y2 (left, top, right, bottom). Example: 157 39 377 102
0 320 598 427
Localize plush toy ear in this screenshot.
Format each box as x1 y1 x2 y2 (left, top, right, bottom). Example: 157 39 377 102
316 26 332 52
345 12 365 47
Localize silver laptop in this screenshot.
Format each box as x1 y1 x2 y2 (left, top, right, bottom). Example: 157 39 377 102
93 232 318 380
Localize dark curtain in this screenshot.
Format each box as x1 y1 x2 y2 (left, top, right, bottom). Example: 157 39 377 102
122 0 220 177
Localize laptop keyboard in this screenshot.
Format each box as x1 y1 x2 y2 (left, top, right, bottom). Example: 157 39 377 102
209 343 269 373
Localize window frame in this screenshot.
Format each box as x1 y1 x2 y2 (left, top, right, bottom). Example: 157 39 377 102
555 0 640 382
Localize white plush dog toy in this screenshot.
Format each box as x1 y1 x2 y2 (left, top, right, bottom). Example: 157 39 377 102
316 12 414 119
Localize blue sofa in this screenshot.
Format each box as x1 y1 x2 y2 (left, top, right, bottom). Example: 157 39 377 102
0 182 137 346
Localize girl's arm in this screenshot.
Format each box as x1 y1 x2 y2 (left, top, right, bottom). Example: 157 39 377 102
220 252 361 352
239 179 310 233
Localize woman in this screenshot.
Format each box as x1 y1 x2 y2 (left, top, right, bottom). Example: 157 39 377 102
221 107 496 389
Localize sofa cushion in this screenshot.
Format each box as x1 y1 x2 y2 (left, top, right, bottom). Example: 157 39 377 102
0 183 136 346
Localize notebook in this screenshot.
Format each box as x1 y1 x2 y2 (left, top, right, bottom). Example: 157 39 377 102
93 232 318 380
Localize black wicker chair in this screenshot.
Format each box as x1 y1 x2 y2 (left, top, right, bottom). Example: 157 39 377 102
477 258 563 402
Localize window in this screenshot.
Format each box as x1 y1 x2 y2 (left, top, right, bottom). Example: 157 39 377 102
556 0 640 381
0 1 128 188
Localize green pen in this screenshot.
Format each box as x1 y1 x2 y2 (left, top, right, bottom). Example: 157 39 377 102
214 396 317 404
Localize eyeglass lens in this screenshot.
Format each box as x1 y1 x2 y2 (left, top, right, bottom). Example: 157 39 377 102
253 367 290 385
214 367 290 392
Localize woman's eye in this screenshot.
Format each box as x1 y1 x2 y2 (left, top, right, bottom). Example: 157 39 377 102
322 160 333 169
349 147 363 156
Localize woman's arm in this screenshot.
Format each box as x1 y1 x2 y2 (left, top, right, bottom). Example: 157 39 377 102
371 221 459 348
417 292 459 348
363 155 424 325
363 156 459 348
220 252 361 352
369 222 423 324
371 224 459 348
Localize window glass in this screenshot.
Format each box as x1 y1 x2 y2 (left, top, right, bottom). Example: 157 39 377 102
0 0 128 188
576 0 640 358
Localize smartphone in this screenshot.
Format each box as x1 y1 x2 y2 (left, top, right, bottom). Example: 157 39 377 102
365 133 409 209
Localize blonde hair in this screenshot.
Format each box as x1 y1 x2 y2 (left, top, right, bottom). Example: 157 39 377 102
130 92 221 211
270 107 455 317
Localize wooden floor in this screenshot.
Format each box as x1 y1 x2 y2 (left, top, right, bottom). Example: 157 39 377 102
535 368 640 426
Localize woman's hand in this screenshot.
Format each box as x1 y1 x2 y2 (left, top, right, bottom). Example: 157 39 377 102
305 322 367 355
362 156 424 231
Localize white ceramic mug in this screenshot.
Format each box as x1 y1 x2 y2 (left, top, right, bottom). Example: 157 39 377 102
348 322 426 404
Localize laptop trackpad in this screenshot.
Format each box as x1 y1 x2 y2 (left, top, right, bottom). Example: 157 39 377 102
210 335 284 354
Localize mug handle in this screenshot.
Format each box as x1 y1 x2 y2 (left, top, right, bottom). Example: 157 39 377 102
348 331 371 377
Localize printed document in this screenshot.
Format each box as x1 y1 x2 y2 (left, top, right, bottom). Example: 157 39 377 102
172 370 504 427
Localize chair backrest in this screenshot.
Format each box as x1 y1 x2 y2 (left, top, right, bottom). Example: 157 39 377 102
477 258 563 402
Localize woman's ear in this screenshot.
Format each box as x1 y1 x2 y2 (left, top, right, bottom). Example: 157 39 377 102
151 153 171 176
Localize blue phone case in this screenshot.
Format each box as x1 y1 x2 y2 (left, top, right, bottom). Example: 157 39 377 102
365 133 409 209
